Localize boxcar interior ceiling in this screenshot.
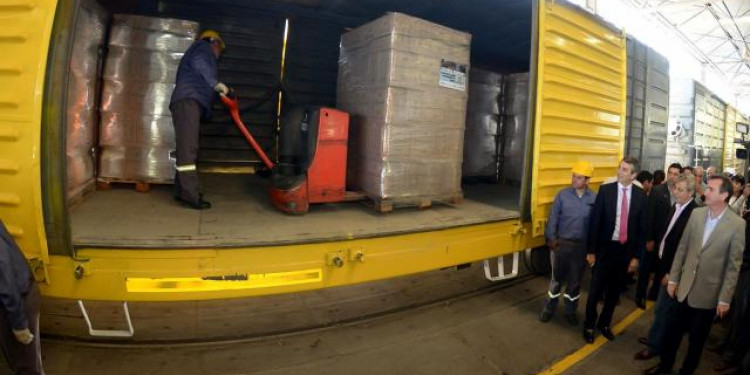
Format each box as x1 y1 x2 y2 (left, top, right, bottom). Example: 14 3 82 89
103 0 534 72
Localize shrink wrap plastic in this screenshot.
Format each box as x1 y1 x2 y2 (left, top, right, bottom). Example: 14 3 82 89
337 13 470 200
98 15 199 182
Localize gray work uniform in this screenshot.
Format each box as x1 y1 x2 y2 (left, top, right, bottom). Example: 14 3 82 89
543 187 596 315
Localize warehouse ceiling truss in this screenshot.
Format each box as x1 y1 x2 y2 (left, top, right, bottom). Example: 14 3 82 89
627 0 750 100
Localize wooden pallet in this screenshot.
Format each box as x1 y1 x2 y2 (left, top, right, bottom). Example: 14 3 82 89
369 193 464 213
96 178 171 193
66 179 96 208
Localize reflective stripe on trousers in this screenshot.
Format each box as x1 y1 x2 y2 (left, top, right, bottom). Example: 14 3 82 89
543 240 586 315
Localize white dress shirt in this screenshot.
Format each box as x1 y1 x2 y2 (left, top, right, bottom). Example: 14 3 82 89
668 185 676 206
659 199 693 258
612 183 632 242
702 206 728 248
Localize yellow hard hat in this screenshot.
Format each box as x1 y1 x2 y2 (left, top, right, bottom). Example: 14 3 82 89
199 30 225 51
571 161 594 178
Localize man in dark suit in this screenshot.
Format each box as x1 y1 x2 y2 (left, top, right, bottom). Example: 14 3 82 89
636 163 683 308
634 173 697 360
714 208 750 374
645 175 745 375
583 156 648 344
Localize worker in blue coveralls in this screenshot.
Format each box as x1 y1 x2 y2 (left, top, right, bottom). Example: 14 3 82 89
540 161 597 326
170 30 231 210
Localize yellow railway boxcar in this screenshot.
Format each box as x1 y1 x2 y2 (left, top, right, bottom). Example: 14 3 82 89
1 0 625 327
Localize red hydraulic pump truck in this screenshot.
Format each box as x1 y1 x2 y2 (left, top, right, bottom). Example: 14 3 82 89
219 92 359 214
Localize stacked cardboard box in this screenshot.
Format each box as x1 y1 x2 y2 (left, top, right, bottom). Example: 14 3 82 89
337 12 471 202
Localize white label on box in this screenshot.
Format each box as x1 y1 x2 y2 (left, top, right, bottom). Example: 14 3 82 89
439 59 467 91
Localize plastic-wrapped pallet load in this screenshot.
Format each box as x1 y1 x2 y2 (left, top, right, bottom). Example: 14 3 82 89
337 13 471 205
98 15 199 183
67 0 108 202
462 68 502 180
502 73 529 186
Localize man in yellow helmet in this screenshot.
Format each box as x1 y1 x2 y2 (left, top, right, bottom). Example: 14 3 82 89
540 161 596 326
169 30 230 210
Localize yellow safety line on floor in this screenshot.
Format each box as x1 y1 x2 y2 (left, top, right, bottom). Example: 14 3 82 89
537 302 654 375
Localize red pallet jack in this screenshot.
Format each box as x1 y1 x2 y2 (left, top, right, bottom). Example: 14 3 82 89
220 93 363 214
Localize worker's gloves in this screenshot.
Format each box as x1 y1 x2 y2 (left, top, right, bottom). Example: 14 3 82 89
215 82 230 95
12 328 34 345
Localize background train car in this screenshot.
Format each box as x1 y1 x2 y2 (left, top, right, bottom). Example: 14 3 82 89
624 36 670 173
2 0 626 339
724 105 749 174
667 78 728 170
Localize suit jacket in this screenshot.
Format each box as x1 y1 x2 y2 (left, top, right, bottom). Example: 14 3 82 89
588 182 648 262
648 183 672 243
657 200 697 277
669 207 746 309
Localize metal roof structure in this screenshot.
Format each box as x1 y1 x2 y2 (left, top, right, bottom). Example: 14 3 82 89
624 0 750 106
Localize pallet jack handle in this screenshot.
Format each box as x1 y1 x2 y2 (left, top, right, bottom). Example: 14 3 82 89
220 93 275 170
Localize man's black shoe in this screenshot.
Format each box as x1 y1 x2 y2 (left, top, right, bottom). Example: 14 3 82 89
190 199 212 210
539 311 553 323
583 328 595 344
634 348 658 360
643 364 671 375
176 197 212 210
636 298 647 309
599 326 616 341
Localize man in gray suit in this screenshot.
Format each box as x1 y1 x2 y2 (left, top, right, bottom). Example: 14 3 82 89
645 175 746 375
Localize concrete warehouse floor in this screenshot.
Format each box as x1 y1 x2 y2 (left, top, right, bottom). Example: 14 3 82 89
34 271 729 375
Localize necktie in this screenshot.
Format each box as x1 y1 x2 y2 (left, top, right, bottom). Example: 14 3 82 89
619 188 628 244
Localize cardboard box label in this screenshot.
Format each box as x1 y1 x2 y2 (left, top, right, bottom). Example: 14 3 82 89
439 60 467 91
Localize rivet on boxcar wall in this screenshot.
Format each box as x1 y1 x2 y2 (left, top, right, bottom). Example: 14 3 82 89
74 265 85 280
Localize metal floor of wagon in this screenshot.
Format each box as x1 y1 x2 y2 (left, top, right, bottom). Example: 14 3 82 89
70 174 521 248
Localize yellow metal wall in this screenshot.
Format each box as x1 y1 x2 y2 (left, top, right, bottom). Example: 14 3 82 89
0 1 56 262
13 0 628 301
531 0 626 237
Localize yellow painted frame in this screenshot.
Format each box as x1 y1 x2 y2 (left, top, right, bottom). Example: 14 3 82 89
0 0 55 264
41 221 531 301
8 0 628 302
531 0 627 237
